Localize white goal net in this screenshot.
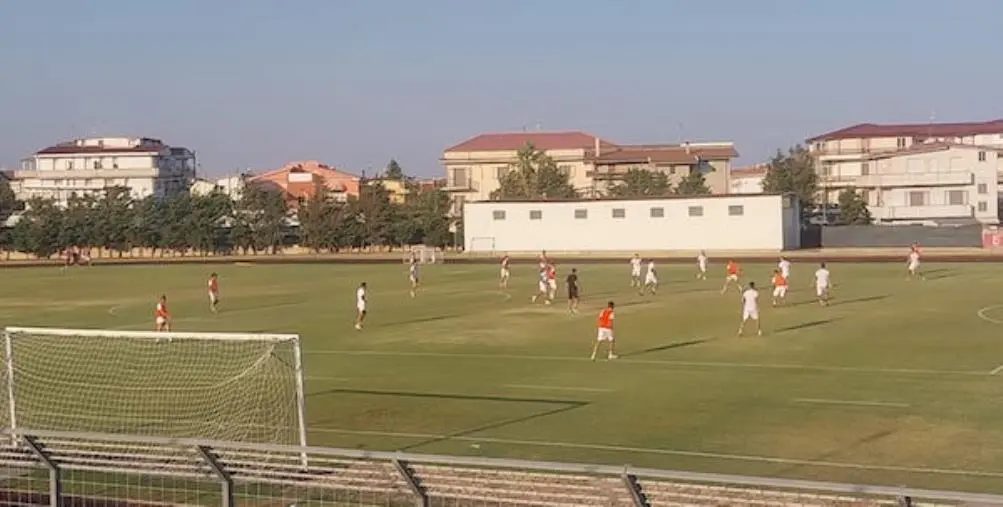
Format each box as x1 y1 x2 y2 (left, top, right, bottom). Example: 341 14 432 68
409 244 440 264
0 327 307 447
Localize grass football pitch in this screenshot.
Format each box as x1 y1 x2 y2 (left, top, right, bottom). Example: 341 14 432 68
3 260 1003 494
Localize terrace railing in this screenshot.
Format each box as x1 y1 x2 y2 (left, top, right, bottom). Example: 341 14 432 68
1 428 1002 507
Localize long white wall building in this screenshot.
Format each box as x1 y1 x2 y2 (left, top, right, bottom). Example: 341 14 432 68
463 194 800 253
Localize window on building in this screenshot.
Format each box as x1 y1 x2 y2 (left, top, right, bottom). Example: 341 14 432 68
728 205 745 216
112 158 119 169
611 208 626 218
649 207 664 218
451 168 469 188
978 201 988 212
496 166 509 180
860 162 869 175
896 137 907 149
908 191 926 207
66 161 74 170
93 160 102 169
492 210 506 220
978 183 988 195
529 210 543 220
558 165 573 178
978 151 987 162
574 208 588 219
688 206 704 217
947 190 967 206
452 195 466 215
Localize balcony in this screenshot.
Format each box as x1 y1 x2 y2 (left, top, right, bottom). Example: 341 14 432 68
870 204 973 221
13 168 160 179
443 179 478 192
856 172 973 188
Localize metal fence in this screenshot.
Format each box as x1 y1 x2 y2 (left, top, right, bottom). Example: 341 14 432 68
2 428 1002 507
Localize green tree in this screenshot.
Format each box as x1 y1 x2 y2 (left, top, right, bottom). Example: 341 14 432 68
608 168 672 198
403 186 452 247
354 182 398 248
491 143 578 200
0 178 19 219
92 187 133 256
837 187 872 225
188 192 233 255
238 183 288 253
762 145 818 211
12 198 64 258
383 159 406 180
675 170 711 196
298 192 339 252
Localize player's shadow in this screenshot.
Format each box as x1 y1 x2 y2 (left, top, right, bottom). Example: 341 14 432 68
773 428 897 477
622 338 714 357
923 268 953 280
306 388 588 451
829 295 888 307
773 317 841 333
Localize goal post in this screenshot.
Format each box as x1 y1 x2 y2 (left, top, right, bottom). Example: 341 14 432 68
1 326 308 451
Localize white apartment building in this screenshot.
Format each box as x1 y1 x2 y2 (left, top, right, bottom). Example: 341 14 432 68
808 119 1003 224
13 136 196 206
191 173 248 200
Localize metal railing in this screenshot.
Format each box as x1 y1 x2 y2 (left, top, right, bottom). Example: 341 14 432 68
2 428 1003 506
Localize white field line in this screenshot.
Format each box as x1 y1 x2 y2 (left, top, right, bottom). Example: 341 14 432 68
991 365 1003 376
310 349 989 377
503 384 613 393
793 398 910 408
977 305 1003 325
302 426 1003 479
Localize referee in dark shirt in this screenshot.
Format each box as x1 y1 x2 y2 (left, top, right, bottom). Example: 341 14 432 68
566 268 580 314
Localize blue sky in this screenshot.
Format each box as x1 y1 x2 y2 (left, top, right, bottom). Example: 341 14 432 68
2 0 1001 177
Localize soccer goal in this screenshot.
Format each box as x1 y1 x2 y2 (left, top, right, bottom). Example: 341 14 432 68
468 237 496 254
0 327 308 449
409 244 440 264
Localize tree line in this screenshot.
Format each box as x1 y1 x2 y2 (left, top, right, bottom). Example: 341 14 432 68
0 159 455 259
761 145 871 225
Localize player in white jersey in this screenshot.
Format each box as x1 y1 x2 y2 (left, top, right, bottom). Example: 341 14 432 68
531 265 550 304
641 261 658 295
629 254 643 287
408 254 419 298
737 282 762 336
778 256 791 281
906 248 923 280
499 255 511 288
814 262 831 306
354 282 367 330
696 251 708 280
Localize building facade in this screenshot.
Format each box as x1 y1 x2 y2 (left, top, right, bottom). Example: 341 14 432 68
13 137 196 205
190 173 249 200
249 160 360 208
730 164 767 194
442 131 737 215
463 194 800 253
808 119 1003 223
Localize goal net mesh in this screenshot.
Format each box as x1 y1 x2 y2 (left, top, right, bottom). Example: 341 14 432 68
0 327 306 446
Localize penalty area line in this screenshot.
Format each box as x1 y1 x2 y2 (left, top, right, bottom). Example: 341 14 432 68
977 305 1003 325
504 384 612 393
303 426 1003 479
310 349 988 377
792 398 910 408
991 365 1003 376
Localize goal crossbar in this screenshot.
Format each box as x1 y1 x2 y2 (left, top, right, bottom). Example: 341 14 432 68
4 327 299 342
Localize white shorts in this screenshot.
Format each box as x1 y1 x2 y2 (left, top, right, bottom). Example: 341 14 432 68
596 328 614 341
156 316 167 326
500 268 510 278
538 281 548 292
645 274 657 285
816 284 828 297
357 303 366 313
631 269 641 278
548 279 557 290
772 286 787 298
698 263 707 272
908 261 919 272
726 274 739 281
781 271 790 280
209 291 219 303
742 307 759 320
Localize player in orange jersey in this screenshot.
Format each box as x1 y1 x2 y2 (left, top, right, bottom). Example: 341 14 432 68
155 295 171 332
590 301 618 361
721 260 741 294
207 273 220 313
499 255 511 288
770 269 788 306
545 264 558 301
